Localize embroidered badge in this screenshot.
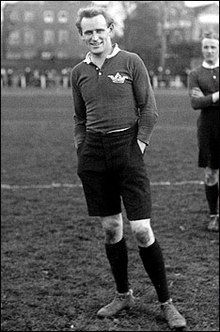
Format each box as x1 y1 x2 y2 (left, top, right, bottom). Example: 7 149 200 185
108 72 129 83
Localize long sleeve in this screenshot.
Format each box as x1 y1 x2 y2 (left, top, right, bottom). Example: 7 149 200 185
132 55 158 145
188 70 215 110
71 70 87 149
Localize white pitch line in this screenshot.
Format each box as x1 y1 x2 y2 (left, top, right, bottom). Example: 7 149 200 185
1 181 204 190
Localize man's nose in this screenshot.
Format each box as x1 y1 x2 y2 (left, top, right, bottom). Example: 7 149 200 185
91 32 99 40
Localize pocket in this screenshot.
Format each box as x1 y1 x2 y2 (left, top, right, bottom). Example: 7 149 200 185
127 136 145 168
135 139 144 156
129 136 143 159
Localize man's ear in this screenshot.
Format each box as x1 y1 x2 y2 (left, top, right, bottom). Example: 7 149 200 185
108 23 114 33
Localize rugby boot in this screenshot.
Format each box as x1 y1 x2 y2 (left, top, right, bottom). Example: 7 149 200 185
161 298 187 330
207 215 219 232
97 289 135 317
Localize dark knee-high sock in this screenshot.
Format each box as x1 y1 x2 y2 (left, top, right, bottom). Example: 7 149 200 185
105 237 129 293
139 239 170 303
205 183 219 215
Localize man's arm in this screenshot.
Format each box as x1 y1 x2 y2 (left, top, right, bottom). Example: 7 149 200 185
71 70 87 149
188 71 218 110
132 54 158 147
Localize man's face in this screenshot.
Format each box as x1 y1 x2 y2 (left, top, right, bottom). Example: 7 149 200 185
202 38 219 65
81 14 112 56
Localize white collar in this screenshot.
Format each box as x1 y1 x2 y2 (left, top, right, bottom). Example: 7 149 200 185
83 43 121 64
202 59 219 69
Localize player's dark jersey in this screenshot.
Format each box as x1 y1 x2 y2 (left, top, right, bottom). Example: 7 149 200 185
188 64 219 168
188 65 219 113
71 45 158 149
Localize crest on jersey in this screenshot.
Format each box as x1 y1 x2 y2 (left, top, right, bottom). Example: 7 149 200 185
108 72 129 83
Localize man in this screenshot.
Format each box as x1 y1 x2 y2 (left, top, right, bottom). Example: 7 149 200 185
188 32 219 232
71 6 187 330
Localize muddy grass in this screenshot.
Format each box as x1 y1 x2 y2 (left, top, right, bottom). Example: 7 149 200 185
1 89 219 331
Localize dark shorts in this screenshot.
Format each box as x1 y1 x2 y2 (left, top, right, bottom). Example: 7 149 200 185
197 114 219 169
77 124 151 220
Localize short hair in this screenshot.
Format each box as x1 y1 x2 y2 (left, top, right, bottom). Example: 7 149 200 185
202 31 219 41
75 6 114 35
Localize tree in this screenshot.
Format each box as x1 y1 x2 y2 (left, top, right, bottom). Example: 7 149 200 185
121 1 162 71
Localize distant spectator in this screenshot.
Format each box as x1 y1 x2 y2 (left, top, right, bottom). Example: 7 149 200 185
1 68 7 87
164 69 171 88
7 69 13 87
61 67 70 88
157 66 164 88
31 69 41 87
12 71 20 87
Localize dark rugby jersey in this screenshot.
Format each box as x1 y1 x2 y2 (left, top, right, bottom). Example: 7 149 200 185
188 64 219 113
188 62 219 168
71 46 158 148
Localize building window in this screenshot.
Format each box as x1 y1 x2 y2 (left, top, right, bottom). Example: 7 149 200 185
170 30 183 44
43 10 54 23
23 11 34 22
57 10 69 23
24 29 35 45
9 9 20 22
43 30 55 44
6 52 22 59
41 51 52 59
56 50 69 59
23 50 37 59
58 30 69 44
8 30 20 46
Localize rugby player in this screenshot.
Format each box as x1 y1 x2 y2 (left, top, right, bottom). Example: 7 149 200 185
71 6 187 329
188 32 219 232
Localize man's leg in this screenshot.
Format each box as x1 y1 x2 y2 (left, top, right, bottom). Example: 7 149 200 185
101 213 128 293
130 219 170 303
204 167 219 232
97 213 135 317
130 219 187 329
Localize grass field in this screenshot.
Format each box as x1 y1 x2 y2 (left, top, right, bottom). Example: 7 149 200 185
1 88 219 331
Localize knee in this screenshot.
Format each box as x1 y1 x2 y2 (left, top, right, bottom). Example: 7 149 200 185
205 168 219 186
130 219 155 247
100 214 123 244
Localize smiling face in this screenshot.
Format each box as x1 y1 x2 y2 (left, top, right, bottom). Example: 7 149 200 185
81 14 113 58
202 38 219 65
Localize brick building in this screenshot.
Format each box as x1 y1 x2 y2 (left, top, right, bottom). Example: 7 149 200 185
1 1 91 71
1 1 219 81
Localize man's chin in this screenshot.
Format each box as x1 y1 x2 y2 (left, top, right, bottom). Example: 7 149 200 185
205 58 217 64
90 45 103 53
91 49 103 56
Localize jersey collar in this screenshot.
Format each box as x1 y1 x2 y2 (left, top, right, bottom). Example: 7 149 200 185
202 59 219 69
83 43 121 64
